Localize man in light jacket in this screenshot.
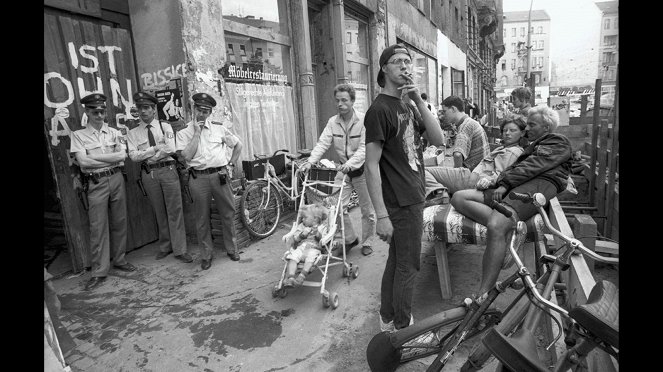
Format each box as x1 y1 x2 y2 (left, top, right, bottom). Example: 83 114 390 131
300 83 376 256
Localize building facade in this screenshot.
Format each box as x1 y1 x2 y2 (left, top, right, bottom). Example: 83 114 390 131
44 0 502 272
495 9 550 103
596 1 618 97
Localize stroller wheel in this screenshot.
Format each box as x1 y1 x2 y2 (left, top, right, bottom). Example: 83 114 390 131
322 290 330 308
331 292 339 309
271 285 280 298
352 265 359 279
342 266 350 277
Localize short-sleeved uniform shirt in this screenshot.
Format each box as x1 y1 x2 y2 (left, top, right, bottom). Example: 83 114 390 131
176 119 239 170
364 94 426 208
453 114 491 170
70 123 125 173
127 119 176 163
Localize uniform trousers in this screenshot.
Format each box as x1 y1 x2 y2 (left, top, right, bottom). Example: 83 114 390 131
141 164 187 255
189 170 237 259
87 172 128 277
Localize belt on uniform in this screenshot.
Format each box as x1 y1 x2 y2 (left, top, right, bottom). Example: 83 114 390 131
191 166 226 175
88 167 122 178
145 160 176 170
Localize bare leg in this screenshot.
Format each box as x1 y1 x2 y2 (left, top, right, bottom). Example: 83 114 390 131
286 259 298 278
479 210 515 295
451 189 493 226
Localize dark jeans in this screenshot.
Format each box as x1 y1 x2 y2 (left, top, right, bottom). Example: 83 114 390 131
379 202 424 330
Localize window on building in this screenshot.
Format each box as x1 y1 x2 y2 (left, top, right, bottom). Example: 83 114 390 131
537 26 543 34
455 7 459 35
538 56 543 67
501 61 506 71
501 75 508 87
604 18 610 29
520 27 525 37
539 40 544 49
615 17 618 29
512 27 516 37
268 48 274 57
511 43 516 53
511 59 515 70
345 12 372 113
451 68 464 97
603 52 615 64
604 35 617 46
530 26 534 34
535 74 540 84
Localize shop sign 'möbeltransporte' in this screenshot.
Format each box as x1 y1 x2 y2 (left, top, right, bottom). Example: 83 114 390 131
220 64 289 85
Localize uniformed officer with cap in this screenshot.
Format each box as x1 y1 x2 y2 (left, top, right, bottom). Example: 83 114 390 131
127 91 192 264
70 93 137 291
176 92 243 270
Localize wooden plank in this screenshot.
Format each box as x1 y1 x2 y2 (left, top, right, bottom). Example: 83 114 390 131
595 240 618 256
45 0 101 17
605 70 619 240
572 214 597 275
587 79 602 204
433 241 452 299
595 119 609 234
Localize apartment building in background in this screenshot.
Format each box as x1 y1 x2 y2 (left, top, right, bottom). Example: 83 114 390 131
596 1 618 97
495 9 551 103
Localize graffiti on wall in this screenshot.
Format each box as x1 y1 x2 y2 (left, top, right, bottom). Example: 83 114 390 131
44 42 135 145
141 63 186 89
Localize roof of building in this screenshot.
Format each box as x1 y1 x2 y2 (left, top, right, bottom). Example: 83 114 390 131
503 10 550 23
595 1 618 14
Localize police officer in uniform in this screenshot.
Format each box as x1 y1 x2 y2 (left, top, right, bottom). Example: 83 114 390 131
176 93 243 270
70 93 137 291
127 92 192 263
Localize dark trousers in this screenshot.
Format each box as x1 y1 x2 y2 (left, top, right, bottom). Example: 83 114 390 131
87 172 128 277
141 165 187 255
379 202 424 330
189 171 237 259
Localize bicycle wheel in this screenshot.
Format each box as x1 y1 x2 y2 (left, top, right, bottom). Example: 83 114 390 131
240 180 282 238
367 307 502 371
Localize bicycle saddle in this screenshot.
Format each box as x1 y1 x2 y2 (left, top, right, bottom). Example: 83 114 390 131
568 280 619 349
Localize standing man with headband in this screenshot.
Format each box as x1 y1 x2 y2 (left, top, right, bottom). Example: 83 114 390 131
127 91 191 264
364 44 445 332
176 93 243 270
70 93 137 291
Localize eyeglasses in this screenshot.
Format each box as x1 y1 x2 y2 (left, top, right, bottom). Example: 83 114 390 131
388 58 412 66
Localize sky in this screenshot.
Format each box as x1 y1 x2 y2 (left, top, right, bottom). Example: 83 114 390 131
503 0 615 87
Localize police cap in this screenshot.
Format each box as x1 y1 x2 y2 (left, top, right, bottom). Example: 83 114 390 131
192 92 216 109
133 91 158 106
80 93 107 109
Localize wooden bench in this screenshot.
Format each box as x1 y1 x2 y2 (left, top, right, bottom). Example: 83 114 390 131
422 202 547 300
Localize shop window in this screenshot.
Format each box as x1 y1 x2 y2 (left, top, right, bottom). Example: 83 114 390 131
221 0 296 159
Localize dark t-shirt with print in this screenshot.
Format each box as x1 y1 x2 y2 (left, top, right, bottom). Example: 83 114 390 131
365 94 426 208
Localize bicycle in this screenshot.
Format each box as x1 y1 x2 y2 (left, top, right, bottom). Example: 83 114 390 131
366 192 618 372
239 149 310 238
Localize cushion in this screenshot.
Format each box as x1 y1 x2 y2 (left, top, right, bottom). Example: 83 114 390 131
423 204 545 244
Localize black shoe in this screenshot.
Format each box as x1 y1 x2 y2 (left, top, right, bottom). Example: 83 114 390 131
113 262 137 272
201 258 212 270
174 253 193 263
227 252 240 261
156 250 173 260
84 276 106 291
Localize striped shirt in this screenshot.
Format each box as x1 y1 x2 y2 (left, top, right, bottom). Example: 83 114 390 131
453 115 490 170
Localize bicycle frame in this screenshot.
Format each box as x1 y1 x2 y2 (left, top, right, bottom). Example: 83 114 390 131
251 150 308 206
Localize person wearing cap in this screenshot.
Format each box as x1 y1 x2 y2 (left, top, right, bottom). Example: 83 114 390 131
364 44 445 333
299 83 376 257
70 93 137 291
176 92 243 270
127 91 192 264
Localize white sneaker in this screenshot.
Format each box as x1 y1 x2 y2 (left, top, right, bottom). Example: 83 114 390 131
379 314 396 333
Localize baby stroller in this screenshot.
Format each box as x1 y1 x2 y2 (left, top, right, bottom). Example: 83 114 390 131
271 166 359 309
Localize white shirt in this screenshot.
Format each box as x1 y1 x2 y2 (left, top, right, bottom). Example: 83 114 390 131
127 119 176 163
176 119 239 170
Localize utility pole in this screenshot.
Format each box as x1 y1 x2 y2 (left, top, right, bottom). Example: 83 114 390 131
525 0 533 80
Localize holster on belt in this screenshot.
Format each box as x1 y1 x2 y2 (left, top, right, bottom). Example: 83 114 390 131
76 173 90 211
136 178 147 196
140 161 151 175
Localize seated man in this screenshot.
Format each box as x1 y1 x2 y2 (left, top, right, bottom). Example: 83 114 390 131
450 105 572 302
425 95 490 197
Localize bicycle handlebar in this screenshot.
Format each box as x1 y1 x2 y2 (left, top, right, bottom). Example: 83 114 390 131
508 192 619 265
490 201 513 218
